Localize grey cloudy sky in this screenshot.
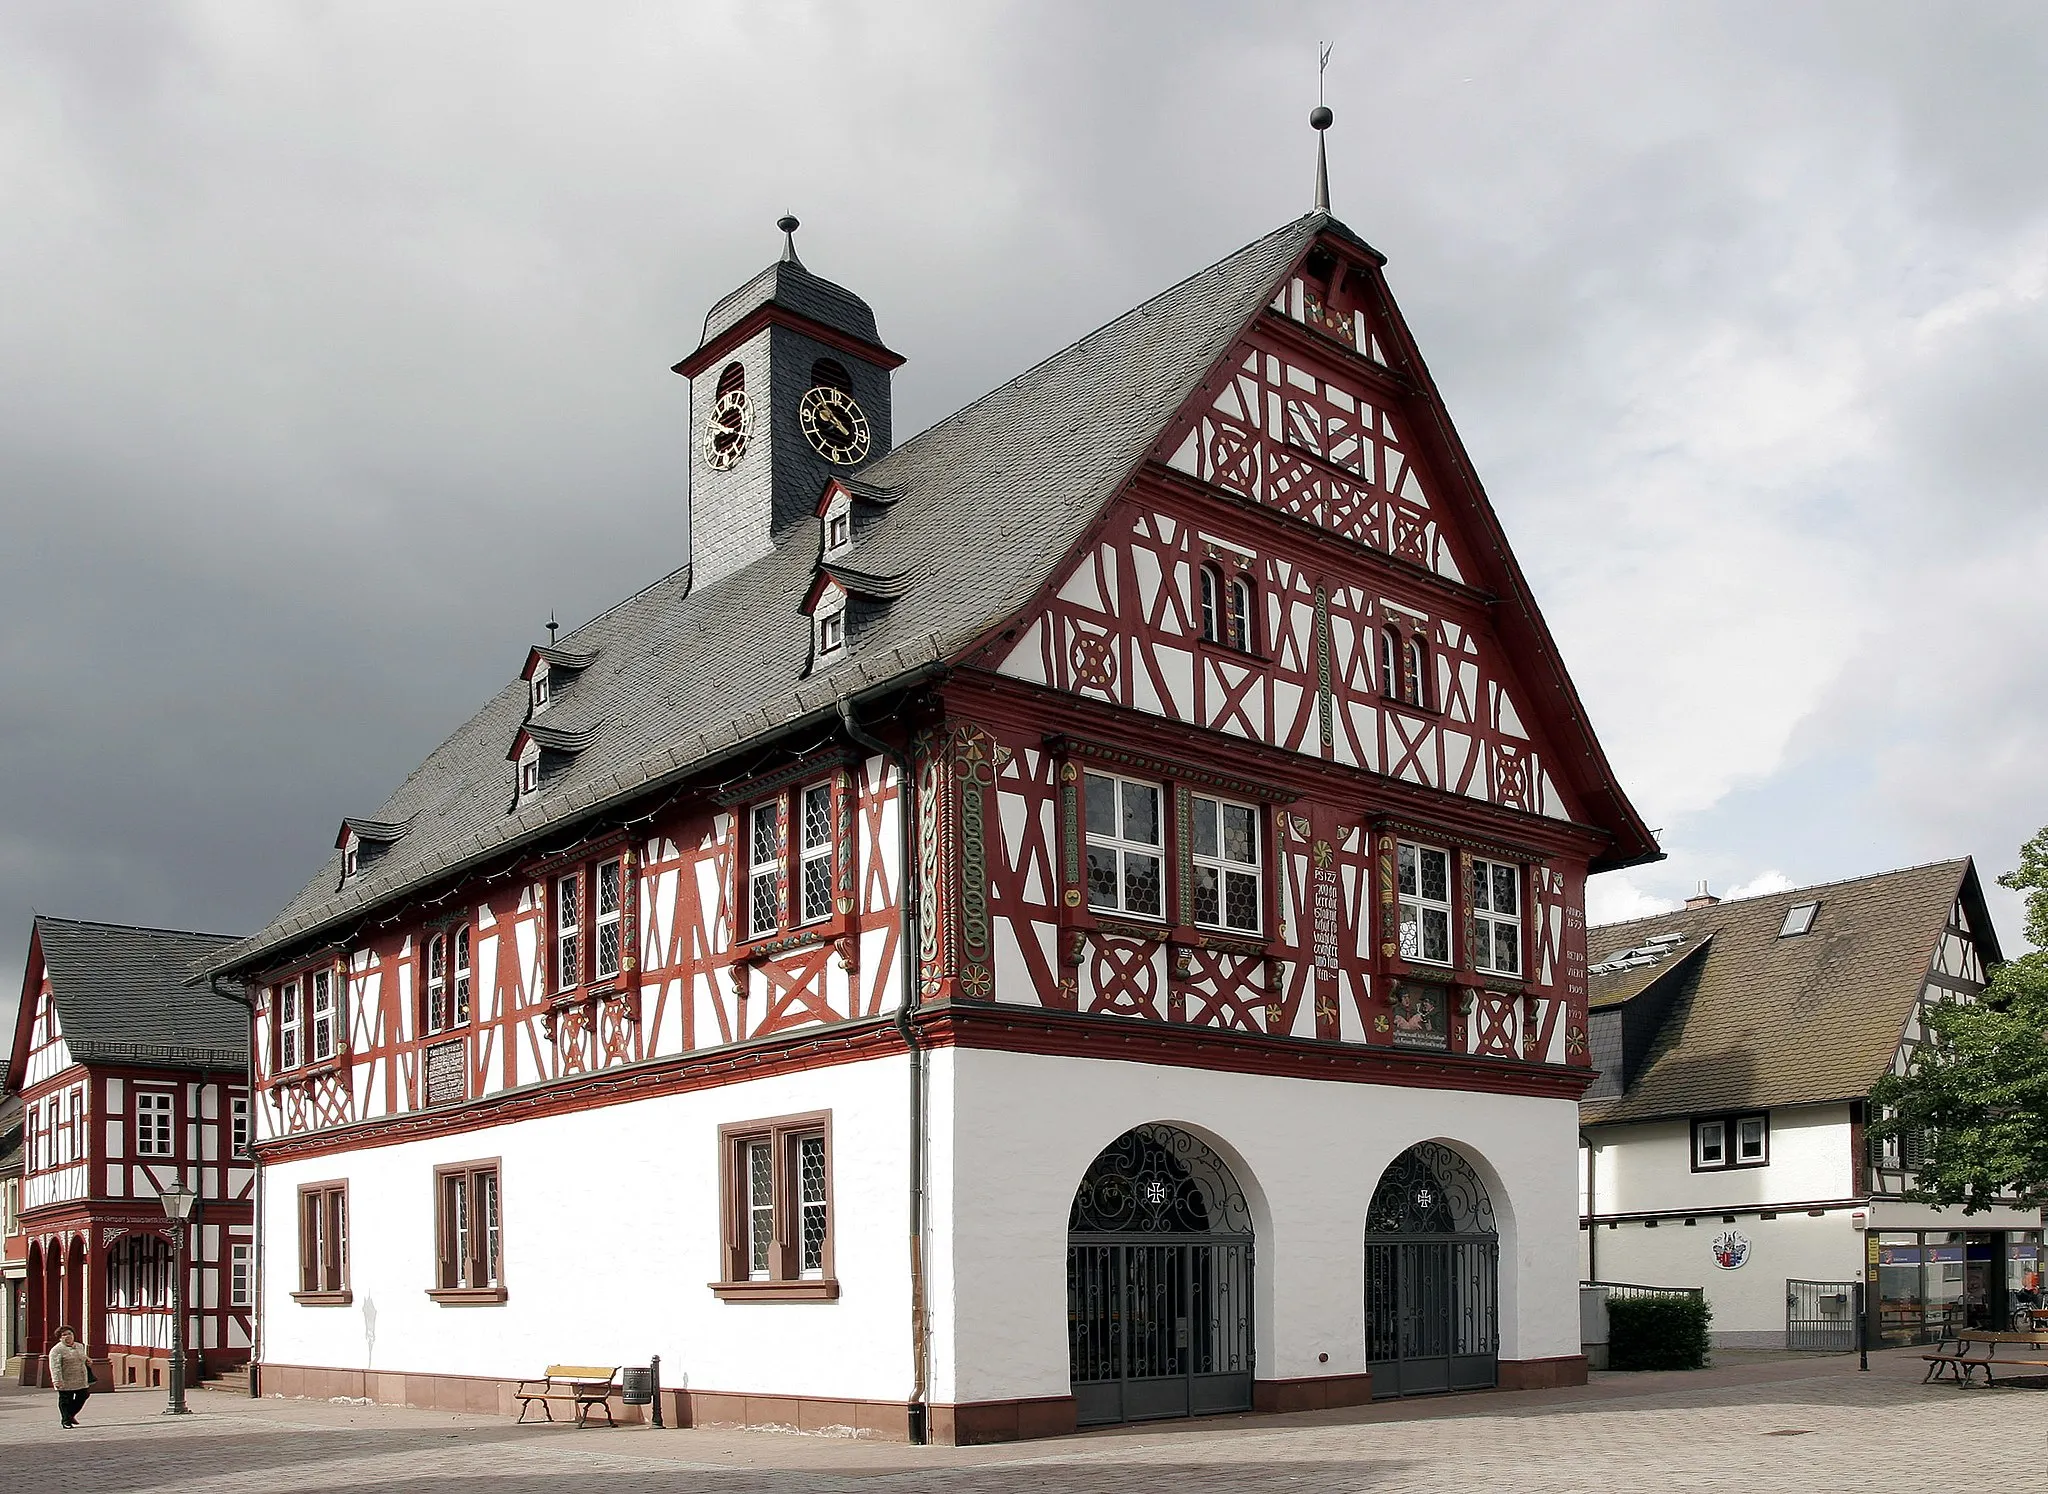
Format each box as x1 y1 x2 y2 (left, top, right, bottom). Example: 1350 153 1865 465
4 1 2044 1028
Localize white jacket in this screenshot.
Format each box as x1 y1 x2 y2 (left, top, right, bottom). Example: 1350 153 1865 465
48 1341 91 1391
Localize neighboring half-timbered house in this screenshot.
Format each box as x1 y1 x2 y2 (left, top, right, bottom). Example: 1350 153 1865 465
8 916 251 1389
1579 860 2042 1350
210 194 1656 1441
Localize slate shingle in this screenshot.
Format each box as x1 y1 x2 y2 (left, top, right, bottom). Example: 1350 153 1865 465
34 916 247 1071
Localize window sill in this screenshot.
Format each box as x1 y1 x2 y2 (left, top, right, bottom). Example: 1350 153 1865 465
425 1286 508 1305
291 1289 353 1307
708 1278 841 1302
273 1059 345 1090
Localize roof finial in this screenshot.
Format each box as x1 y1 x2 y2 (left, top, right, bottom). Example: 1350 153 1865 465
777 213 803 266
1311 43 1334 215
546 612 558 646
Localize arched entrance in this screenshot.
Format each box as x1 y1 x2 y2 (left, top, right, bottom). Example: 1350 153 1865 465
1365 1142 1499 1398
1066 1124 1254 1426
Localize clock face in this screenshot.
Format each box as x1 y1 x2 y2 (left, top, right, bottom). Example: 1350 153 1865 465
702 388 752 470
799 385 871 465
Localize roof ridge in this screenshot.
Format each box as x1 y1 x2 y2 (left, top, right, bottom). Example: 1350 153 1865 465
37 914 241 943
1591 856 1971 932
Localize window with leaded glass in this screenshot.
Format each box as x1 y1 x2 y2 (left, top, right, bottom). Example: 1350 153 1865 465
1192 795 1261 934
433 1160 504 1300
277 978 302 1070
424 932 449 1033
452 926 472 1025
593 858 624 981
747 801 781 938
1084 772 1164 919
1398 842 1452 965
1471 858 1521 976
555 872 581 990
717 1113 836 1299
799 783 833 924
309 967 337 1062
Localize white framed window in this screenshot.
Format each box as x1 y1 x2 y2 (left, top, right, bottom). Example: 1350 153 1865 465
1397 842 1452 965
1694 1113 1769 1171
555 872 582 990
3 1176 19 1237
1229 576 1255 653
530 667 550 713
1380 625 1400 699
136 1090 174 1158
816 607 845 657
1780 901 1819 937
746 1138 775 1280
278 978 303 1070
1084 772 1164 919
309 967 337 1063
1405 636 1429 708
518 751 540 797
229 1242 253 1308
1191 794 1261 934
748 801 781 938
424 932 449 1034
799 783 833 924
594 859 624 981
1199 565 1221 644
1693 1118 1726 1168
231 1096 250 1158
26 1108 41 1171
342 839 359 879
453 926 472 1025
1471 858 1522 976
826 510 850 552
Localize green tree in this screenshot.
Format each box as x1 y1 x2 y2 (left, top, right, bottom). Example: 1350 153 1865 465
1869 829 2048 1211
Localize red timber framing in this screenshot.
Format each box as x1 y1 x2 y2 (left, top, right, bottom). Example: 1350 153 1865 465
236 218 1632 1195
10 946 254 1386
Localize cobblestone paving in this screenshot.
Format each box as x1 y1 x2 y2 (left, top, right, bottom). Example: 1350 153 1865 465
4 1351 2044 1492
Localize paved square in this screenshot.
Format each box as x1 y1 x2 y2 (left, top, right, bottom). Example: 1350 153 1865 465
3 1351 2043 1492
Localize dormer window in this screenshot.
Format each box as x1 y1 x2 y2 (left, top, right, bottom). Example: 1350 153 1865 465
518 747 540 798
817 608 846 658
828 512 850 551
335 815 413 885
531 667 551 714
343 841 359 879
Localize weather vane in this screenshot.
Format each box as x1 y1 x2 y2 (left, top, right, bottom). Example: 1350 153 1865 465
1312 43 1335 214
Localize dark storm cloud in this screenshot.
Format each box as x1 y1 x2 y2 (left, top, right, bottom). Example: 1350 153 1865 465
3 0 2044 1040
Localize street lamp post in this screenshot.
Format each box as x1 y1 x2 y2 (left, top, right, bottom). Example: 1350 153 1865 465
158 1182 198 1416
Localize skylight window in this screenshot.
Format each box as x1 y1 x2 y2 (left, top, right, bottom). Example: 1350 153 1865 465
1779 901 1819 938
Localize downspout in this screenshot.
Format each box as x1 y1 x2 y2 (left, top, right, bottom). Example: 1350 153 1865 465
209 972 260 1398
1579 1128 1597 1284
837 695 929 1445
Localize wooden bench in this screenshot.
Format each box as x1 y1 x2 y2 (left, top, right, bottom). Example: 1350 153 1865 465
1922 1332 2048 1386
514 1364 621 1427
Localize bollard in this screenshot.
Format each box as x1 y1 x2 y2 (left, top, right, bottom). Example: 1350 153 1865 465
651 1354 663 1429
1855 1281 1868 1371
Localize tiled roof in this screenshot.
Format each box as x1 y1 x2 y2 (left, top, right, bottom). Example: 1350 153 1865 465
33 916 246 1071
210 214 1341 977
1579 859 1990 1125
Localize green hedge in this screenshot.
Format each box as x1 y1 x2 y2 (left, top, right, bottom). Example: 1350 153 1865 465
1607 1293 1713 1371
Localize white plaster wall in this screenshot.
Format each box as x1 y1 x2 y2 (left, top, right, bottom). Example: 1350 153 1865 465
1583 1104 1855 1217
1589 1211 1858 1339
262 1056 913 1400
929 1046 1582 1404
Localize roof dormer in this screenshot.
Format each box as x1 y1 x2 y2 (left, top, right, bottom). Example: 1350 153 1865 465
520 644 597 717
335 815 415 884
799 561 910 673
813 475 899 562
507 718 603 809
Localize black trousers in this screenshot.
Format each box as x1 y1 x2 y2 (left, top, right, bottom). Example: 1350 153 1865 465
58 1388 90 1424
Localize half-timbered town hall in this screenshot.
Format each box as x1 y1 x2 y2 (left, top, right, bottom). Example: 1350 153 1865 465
206 166 1656 1440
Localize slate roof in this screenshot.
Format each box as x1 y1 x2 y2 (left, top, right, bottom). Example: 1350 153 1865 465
1579 859 1994 1126
698 255 884 353
209 207 1651 981
28 916 246 1073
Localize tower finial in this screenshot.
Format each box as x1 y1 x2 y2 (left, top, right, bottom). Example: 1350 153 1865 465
546 612 558 645
1311 43 1334 215
776 213 803 266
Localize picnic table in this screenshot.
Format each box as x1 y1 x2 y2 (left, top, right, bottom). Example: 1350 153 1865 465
1922 1331 2048 1387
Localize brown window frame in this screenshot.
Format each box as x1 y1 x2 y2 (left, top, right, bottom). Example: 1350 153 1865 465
429 1158 506 1304
712 1111 837 1301
294 1180 351 1304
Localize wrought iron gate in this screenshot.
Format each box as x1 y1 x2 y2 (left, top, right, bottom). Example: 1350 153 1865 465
1067 1125 1255 1426
1365 1143 1499 1398
1786 1278 1857 1352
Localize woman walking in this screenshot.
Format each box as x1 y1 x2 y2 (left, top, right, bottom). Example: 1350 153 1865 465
48 1325 93 1427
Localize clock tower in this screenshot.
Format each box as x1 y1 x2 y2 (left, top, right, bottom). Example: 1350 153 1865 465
673 217 903 590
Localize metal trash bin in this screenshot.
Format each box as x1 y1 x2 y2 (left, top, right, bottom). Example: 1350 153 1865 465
621 1367 654 1406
